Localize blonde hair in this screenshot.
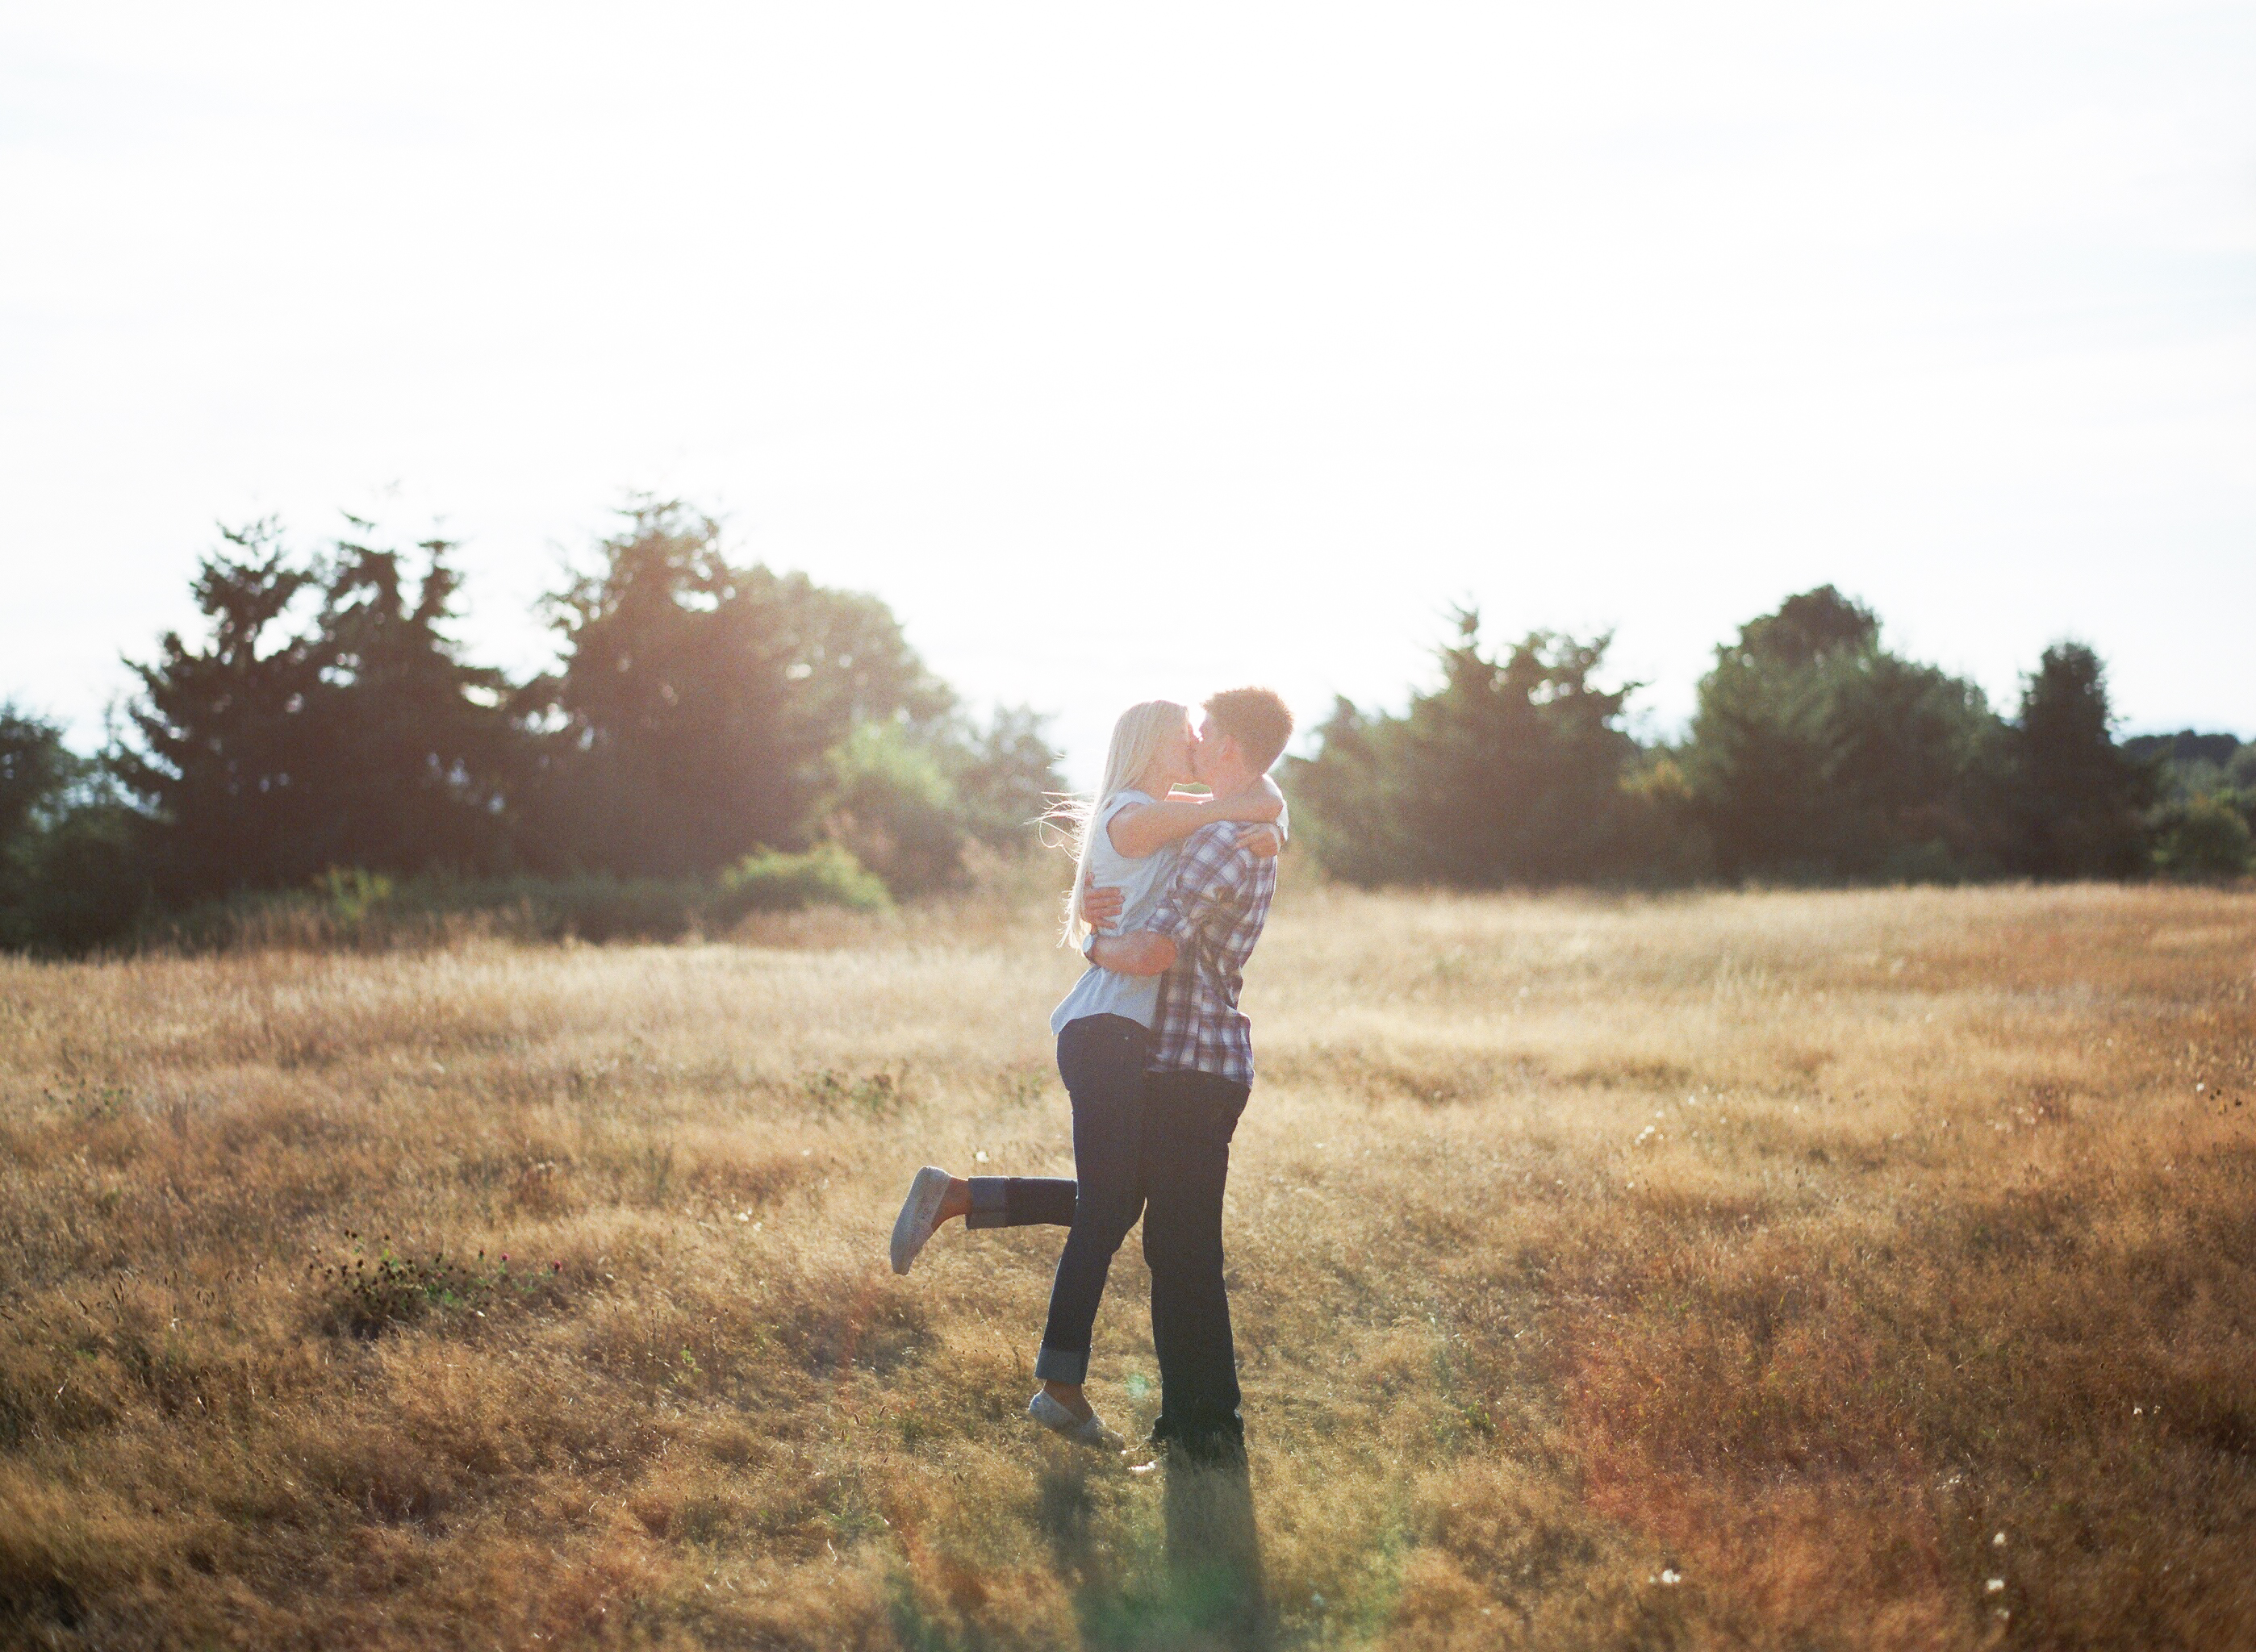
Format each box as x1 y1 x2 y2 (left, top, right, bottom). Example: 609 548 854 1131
1054 699 1188 949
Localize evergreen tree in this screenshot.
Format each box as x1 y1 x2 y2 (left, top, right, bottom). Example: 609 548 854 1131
122 522 520 897
1292 611 1643 886
0 704 72 853
1682 586 1993 880
290 528 519 874
520 500 955 878
1993 643 2154 878
121 524 332 899
0 704 73 941
1 704 152 953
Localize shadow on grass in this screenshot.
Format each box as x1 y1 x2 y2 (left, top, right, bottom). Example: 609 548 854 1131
888 1453 1281 1652
1042 1449 1272 1651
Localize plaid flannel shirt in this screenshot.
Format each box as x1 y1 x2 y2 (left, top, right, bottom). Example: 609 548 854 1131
1140 820 1278 1084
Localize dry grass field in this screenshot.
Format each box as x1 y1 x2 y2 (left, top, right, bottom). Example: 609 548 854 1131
2 881 2253 1650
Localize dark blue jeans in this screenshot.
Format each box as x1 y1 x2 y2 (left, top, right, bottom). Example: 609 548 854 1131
968 1016 1251 1447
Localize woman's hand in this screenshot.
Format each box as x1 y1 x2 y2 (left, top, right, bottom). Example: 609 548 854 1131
1212 774 1285 824
1081 874 1126 931
1242 824 1284 859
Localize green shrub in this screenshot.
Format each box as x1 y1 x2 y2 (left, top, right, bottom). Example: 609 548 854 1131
545 877 702 942
140 848 890 953
821 721 966 896
712 844 891 921
2153 794 2254 881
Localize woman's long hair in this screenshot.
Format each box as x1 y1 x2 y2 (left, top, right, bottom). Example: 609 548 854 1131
1054 699 1187 949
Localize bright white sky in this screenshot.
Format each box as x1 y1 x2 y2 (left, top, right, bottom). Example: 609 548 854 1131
3 2 2251 782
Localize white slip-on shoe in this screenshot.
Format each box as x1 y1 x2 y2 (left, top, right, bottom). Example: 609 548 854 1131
890 1166 952 1274
1027 1389 1125 1451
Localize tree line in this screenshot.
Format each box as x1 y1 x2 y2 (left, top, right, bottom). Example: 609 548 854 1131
1 502 1063 953
3 529 2250 955
1289 587 2254 889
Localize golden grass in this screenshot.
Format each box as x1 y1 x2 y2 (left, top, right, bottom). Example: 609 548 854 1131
2 882 2252 1649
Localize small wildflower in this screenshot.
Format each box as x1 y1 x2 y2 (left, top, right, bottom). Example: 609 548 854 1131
975 1150 989 1163
1993 1532 2007 1547
1660 1566 1682 1586
1986 1579 2005 1593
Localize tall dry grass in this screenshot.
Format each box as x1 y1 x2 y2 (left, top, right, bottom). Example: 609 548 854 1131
1 882 2251 1649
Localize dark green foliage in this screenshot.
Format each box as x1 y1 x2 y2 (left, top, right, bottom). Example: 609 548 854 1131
944 704 1068 850
151 847 890 952
1290 612 1648 886
4 500 1065 953
712 843 891 919
121 523 516 899
2124 730 2242 771
0 704 151 953
6 802 151 953
118 524 330 898
518 500 955 878
821 721 971 897
2152 795 2254 881
1682 586 1995 881
0 706 72 849
2133 730 2253 880
2129 730 2253 811
1291 586 2177 894
816 707 1063 895
1991 644 2156 879
10 508 2226 953
0 705 73 947
293 528 520 874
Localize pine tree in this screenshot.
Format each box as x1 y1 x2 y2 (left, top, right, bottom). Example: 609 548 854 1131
121 523 332 898
1995 643 2154 878
1682 586 1992 880
122 522 520 897
519 500 955 878
1292 611 1642 886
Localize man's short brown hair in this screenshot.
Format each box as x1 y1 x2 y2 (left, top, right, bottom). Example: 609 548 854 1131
1203 686 1294 774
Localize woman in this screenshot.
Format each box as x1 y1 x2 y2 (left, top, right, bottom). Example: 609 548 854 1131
887 699 1283 1448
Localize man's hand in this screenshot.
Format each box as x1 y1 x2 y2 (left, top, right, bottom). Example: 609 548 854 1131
1242 824 1284 859
1081 874 1125 931
1090 930 1177 977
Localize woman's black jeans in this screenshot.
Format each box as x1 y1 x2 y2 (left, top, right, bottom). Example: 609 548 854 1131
967 1013 1252 1450
967 1013 1151 1385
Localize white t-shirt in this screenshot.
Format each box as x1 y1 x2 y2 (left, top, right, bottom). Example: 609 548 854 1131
1048 788 1176 1035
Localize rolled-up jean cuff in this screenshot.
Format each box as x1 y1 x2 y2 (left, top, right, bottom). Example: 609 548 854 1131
1034 1344 1089 1383
964 1176 1011 1229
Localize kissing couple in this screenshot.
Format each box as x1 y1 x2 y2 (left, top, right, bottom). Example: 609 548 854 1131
890 687 1294 1464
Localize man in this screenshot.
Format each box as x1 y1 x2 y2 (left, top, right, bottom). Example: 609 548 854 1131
1085 685 1294 1460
